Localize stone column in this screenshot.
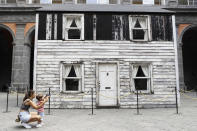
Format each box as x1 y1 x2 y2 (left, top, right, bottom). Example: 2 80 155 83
11 24 31 92
177 42 185 90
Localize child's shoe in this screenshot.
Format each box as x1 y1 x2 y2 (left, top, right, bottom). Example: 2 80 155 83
21 122 31 129
36 123 42 128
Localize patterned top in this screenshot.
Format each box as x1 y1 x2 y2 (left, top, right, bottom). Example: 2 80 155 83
37 101 44 113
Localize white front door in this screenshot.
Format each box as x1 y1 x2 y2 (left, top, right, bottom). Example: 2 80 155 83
98 64 117 106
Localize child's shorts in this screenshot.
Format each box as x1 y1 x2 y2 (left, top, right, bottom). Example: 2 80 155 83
19 111 31 123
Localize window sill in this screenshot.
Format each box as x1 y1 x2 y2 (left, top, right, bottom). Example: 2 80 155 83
132 90 154 95
60 91 84 94
62 39 84 41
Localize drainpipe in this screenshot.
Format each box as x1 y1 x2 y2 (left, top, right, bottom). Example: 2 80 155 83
33 13 39 93
172 15 180 106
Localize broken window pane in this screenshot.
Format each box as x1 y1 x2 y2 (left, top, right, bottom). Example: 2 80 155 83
66 79 79 91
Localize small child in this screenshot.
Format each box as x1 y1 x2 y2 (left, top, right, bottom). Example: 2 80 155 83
36 94 45 125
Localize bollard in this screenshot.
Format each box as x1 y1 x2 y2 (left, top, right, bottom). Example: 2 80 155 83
89 88 95 115
16 85 19 107
48 87 51 115
175 86 179 114
91 88 94 115
136 89 139 115
3 88 10 113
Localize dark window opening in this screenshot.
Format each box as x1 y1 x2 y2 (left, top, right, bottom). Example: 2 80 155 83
136 66 145 77
135 79 147 90
68 29 81 39
70 19 77 27
134 19 141 28
68 65 77 77
133 30 145 40
65 79 79 91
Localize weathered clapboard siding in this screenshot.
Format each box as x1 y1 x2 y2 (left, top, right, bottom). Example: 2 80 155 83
36 40 177 108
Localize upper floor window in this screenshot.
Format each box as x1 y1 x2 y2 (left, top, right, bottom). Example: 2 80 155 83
0 0 6 3
129 15 150 41
0 0 16 4
178 0 197 5
86 0 117 4
63 14 84 40
121 0 164 5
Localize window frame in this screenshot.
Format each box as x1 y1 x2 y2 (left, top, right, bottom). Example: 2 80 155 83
60 63 84 93
129 15 151 42
63 14 84 41
0 0 6 4
130 63 153 94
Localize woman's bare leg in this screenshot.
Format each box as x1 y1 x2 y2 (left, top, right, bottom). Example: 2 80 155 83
27 114 41 123
30 112 38 115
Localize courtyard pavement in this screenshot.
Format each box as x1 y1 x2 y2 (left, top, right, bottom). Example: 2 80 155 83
0 91 197 131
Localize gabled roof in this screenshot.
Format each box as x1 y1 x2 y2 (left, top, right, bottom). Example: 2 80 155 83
37 4 175 14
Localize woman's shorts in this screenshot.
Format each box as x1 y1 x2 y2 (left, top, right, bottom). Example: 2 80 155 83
19 111 31 123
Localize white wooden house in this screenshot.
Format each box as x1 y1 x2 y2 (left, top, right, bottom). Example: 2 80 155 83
34 4 179 108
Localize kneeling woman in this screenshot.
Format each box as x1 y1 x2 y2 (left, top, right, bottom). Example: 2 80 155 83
19 90 49 128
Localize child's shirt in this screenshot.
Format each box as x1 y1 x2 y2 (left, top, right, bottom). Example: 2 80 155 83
37 101 44 113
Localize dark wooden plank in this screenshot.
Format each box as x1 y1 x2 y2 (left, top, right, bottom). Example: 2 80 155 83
96 14 112 40
38 13 46 40
57 14 63 40
85 14 93 40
